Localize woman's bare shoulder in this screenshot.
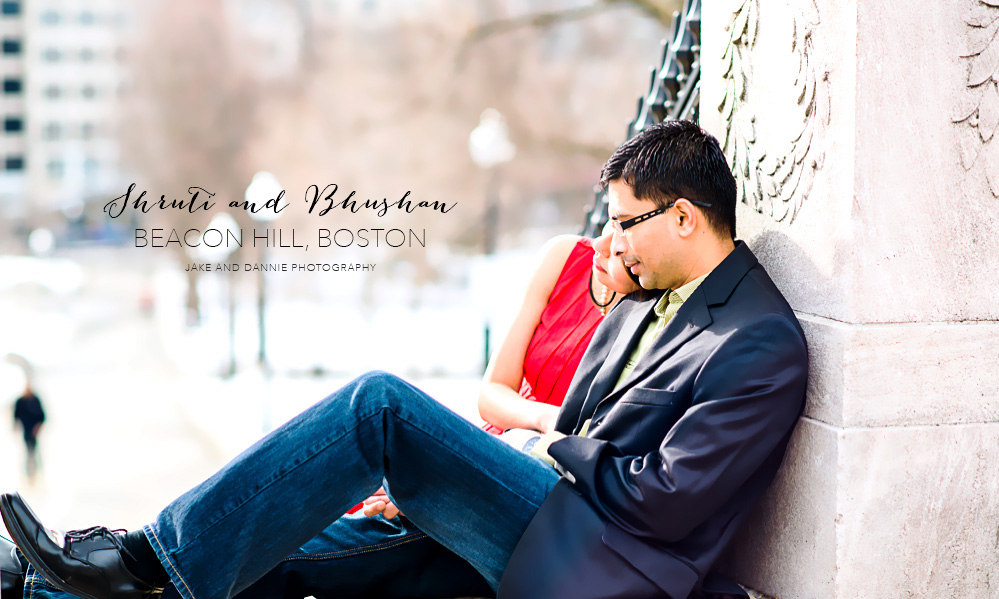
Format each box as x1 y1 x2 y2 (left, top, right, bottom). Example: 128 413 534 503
536 235 584 272
522 235 586 304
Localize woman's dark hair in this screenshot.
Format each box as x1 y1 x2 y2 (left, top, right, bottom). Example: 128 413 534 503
599 121 738 239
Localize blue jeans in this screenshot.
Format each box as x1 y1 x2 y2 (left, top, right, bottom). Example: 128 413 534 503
26 371 560 599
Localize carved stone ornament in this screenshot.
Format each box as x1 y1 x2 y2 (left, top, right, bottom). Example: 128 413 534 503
954 0 999 196
718 0 828 223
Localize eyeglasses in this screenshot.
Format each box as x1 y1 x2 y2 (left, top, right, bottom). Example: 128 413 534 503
609 199 713 233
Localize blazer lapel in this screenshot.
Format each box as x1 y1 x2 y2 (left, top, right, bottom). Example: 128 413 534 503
612 287 712 395
572 294 659 433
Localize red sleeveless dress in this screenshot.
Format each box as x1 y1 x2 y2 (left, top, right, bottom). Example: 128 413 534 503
483 238 603 434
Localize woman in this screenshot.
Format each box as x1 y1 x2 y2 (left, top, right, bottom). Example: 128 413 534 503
480 231 634 436
16 231 639 599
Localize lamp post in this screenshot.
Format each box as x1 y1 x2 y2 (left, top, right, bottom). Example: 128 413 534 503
194 212 240 377
27 228 55 256
468 109 516 371
245 171 283 376
468 108 516 255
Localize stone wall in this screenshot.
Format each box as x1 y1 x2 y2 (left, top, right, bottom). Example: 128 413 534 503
700 1 999 597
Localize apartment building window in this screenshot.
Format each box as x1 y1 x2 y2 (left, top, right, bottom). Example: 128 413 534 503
81 85 97 99
80 47 95 62
1 2 20 16
43 85 60 99
5 155 23 171
43 122 60 139
1 39 20 54
4 117 23 132
2 77 21 94
40 10 60 24
42 47 61 62
84 158 99 180
80 122 95 139
47 159 64 180
79 10 95 25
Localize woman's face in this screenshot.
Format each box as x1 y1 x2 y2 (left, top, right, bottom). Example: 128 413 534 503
592 229 640 295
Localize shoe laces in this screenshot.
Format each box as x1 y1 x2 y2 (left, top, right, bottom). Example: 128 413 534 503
64 526 134 558
65 526 127 545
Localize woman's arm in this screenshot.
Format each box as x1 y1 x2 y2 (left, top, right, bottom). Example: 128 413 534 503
477 235 582 433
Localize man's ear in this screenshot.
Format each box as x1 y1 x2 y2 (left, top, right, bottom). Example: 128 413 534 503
671 198 698 236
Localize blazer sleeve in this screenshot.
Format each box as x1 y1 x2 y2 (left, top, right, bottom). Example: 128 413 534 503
547 312 808 543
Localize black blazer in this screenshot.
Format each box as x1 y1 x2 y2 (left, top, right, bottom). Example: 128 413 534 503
498 241 808 599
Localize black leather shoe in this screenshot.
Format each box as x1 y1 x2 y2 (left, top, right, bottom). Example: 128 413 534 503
1 534 27 598
0 493 162 599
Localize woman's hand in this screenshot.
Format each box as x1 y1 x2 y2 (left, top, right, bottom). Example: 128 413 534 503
361 486 402 519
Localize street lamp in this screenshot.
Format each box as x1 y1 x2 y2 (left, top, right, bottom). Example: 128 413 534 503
468 109 516 371
195 212 240 377
27 228 55 256
468 108 516 255
245 171 283 375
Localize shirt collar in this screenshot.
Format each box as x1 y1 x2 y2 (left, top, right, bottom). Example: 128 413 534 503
653 273 710 318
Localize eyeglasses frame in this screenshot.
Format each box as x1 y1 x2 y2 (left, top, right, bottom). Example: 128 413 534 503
610 198 714 233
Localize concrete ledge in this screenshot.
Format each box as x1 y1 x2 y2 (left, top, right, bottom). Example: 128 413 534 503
800 315 999 428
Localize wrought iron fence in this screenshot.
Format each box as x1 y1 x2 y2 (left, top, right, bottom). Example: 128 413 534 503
581 0 701 237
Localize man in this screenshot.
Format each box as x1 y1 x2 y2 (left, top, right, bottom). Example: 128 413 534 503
1 121 807 599
12 384 45 480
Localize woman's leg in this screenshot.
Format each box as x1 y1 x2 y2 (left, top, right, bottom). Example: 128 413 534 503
239 514 493 599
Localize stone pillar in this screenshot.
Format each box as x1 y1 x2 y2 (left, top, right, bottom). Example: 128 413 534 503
699 1 999 597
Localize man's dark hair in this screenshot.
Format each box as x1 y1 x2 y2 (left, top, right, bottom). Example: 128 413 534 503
600 120 738 239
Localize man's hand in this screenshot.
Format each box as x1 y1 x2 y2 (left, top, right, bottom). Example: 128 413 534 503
361 486 402 519
533 430 567 460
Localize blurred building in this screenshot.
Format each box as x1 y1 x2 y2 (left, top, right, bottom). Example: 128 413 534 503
0 0 26 218
22 0 134 219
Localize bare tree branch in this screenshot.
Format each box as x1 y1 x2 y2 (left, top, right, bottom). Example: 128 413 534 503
454 0 676 69
541 137 618 159
455 2 625 69
625 0 678 24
